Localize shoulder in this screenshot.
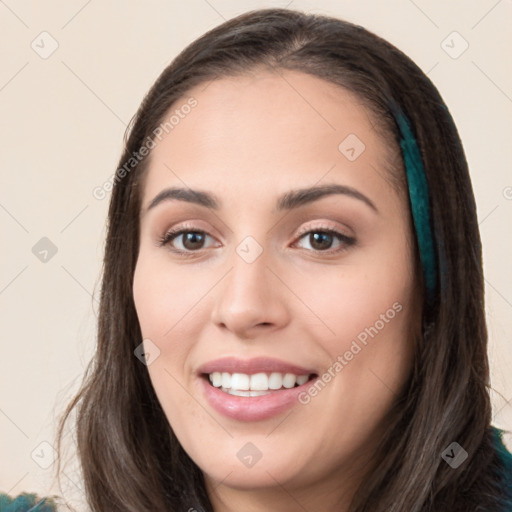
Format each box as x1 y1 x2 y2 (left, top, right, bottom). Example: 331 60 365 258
0 492 58 511
491 426 512 511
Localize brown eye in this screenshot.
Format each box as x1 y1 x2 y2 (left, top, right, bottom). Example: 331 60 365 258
294 228 355 254
157 225 355 257
307 232 334 251
159 229 216 253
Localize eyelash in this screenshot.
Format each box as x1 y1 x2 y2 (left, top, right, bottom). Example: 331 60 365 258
157 223 356 258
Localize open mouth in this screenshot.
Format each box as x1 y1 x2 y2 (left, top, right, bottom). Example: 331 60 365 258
202 371 317 397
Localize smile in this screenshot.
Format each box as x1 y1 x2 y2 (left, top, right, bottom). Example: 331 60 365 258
197 357 319 421
207 371 312 396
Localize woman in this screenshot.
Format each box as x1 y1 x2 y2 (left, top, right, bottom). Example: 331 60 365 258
5 7 510 512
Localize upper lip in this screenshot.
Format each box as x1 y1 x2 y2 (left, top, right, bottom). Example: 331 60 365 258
197 357 317 376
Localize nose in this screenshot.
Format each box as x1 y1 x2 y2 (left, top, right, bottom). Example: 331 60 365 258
210 244 290 340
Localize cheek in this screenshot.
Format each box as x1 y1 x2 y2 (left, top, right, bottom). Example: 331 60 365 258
133 253 206 339
294 251 413 352
299 234 415 412
133 258 202 425
132 256 198 396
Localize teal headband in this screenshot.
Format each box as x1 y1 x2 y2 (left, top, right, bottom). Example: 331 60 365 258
392 109 437 306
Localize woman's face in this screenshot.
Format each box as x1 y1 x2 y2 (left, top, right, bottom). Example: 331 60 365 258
133 70 417 507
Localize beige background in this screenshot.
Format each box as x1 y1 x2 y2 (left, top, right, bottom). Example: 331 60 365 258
1 0 511 508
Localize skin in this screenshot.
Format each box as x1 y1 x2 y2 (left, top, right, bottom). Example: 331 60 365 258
133 69 418 512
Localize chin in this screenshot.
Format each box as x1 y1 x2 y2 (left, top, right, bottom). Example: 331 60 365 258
201 460 299 489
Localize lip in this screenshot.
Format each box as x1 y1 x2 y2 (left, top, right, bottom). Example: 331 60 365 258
197 356 316 376
199 375 318 421
197 357 318 422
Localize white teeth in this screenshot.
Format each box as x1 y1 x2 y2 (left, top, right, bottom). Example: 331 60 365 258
210 372 222 387
231 373 250 390
208 371 311 391
282 373 297 388
250 372 268 390
226 389 271 397
268 372 283 389
296 374 309 386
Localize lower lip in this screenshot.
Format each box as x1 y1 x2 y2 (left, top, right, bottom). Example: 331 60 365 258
199 376 317 422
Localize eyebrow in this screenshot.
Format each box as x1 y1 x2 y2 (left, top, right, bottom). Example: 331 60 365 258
143 183 378 216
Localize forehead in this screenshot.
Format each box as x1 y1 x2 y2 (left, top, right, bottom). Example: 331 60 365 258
140 70 400 212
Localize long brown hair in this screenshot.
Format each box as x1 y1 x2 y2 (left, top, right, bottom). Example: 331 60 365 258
55 8 508 511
